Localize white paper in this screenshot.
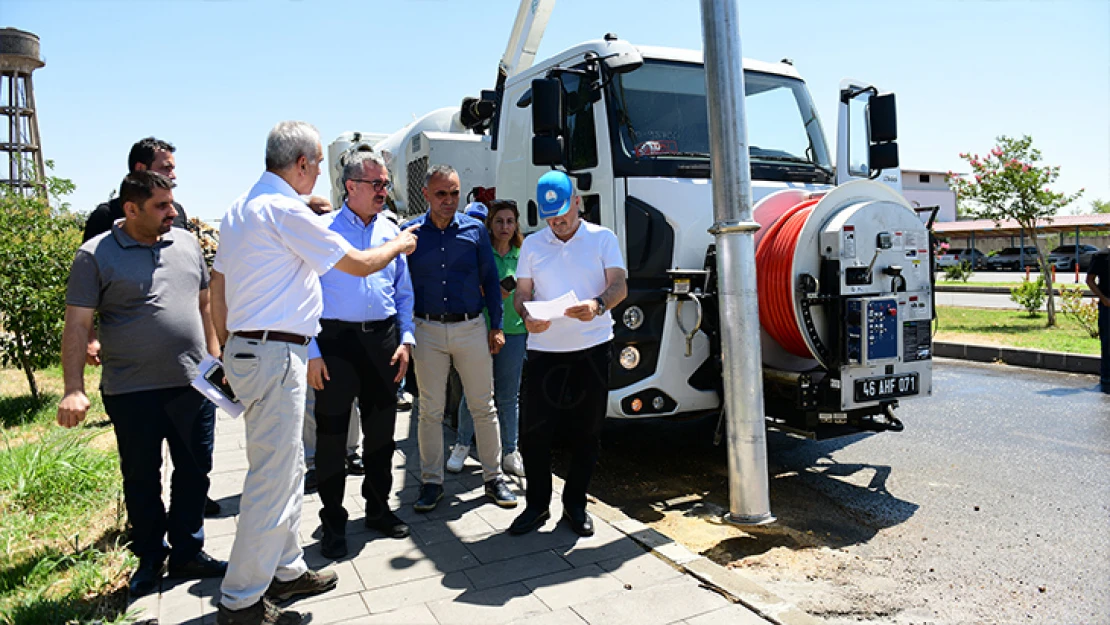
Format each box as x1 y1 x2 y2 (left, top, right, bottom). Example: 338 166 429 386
523 291 579 321
191 354 245 418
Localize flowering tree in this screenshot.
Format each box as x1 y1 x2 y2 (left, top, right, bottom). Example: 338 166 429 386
947 135 1084 326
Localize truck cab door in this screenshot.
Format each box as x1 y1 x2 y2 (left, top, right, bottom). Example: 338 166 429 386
836 79 902 192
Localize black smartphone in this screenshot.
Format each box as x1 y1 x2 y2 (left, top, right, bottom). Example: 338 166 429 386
500 275 517 291
204 364 237 402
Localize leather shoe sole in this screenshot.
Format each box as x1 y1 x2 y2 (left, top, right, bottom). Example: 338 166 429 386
562 509 595 537
508 509 550 535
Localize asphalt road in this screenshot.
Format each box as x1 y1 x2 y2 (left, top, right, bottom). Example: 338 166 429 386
588 359 1110 624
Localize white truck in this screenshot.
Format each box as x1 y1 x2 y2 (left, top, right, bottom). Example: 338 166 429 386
329 2 934 440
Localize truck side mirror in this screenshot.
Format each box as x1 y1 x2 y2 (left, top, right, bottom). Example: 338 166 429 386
868 92 898 171
532 136 564 166
532 78 563 135
868 93 897 143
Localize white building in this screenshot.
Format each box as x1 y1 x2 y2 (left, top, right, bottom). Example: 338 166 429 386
901 168 957 222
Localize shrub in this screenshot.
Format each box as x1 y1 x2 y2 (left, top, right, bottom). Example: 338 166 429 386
1059 286 1100 338
943 261 974 283
1010 276 1046 316
0 178 81 401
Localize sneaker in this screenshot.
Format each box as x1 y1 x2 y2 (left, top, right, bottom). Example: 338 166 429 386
502 450 525 477
304 469 317 494
265 569 338 603
485 477 518 508
445 444 470 473
413 483 444 513
167 550 227 579
217 597 301 625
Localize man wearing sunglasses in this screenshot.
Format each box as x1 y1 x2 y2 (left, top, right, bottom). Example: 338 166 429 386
405 164 517 513
306 151 416 558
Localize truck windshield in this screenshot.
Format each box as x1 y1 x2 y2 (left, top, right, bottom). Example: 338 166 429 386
607 60 833 183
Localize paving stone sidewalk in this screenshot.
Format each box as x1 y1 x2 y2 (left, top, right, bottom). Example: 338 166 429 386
130 406 777 625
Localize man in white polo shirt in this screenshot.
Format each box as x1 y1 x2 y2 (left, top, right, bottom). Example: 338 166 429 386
508 171 627 537
210 121 416 625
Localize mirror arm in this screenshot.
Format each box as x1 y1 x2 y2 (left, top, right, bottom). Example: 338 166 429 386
840 85 877 104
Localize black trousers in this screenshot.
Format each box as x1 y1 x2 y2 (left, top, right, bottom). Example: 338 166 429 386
102 386 215 565
520 341 612 514
314 319 400 533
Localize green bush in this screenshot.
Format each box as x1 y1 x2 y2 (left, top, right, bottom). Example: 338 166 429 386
0 180 82 401
1059 286 1100 338
1009 276 1046 316
942 261 974 282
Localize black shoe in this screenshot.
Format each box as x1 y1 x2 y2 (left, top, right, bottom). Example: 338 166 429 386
129 557 164 597
484 477 518 508
168 550 228 579
217 597 302 625
304 469 318 494
364 511 411 539
345 454 365 476
413 483 444 513
205 497 221 517
319 529 348 560
562 508 594 537
508 507 550 535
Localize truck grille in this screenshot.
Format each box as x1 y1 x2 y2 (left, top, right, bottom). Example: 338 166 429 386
406 156 428 216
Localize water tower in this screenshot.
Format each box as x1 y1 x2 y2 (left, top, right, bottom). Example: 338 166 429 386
0 28 46 198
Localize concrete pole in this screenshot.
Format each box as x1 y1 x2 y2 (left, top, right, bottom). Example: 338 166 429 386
699 0 773 525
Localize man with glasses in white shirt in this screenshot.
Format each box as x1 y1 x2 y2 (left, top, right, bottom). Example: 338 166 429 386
210 121 417 625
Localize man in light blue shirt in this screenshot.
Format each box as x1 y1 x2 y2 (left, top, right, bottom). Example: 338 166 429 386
306 151 416 558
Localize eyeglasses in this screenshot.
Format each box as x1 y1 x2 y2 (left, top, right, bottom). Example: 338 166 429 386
350 179 393 192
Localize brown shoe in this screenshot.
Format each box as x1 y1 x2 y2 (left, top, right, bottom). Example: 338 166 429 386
264 569 338 603
216 597 301 625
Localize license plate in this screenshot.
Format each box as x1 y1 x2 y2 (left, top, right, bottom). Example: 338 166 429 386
854 373 919 402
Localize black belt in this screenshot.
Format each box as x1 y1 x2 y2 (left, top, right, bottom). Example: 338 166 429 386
233 330 311 346
415 311 482 323
321 317 396 333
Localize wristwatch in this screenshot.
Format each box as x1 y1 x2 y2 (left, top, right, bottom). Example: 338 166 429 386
593 296 607 317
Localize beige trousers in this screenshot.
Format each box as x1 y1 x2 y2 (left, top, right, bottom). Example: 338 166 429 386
413 316 502 484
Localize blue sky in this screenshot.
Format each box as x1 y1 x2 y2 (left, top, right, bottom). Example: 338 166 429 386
5 0 1107 221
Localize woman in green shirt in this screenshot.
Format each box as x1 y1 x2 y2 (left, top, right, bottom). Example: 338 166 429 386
448 200 528 476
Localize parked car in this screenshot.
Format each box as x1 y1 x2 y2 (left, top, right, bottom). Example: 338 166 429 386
984 246 1040 271
936 248 987 269
1047 244 1099 271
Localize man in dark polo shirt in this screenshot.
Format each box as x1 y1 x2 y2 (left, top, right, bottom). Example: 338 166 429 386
83 137 190 242
58 171 226 597
1086 246 1109 393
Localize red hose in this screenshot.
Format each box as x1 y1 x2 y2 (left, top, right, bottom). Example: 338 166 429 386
756 199 820 358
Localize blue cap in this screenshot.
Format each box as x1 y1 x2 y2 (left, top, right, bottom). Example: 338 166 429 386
465 201 488 221
536 171 573 219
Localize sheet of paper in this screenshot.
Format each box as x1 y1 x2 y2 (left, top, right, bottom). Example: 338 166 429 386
190 354 245 418
523 290 579 321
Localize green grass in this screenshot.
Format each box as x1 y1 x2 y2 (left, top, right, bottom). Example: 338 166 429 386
934 306 1100 355
937 279 1090 290
0 365 133 625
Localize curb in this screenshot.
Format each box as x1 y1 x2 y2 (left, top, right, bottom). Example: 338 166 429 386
935 284 1093 296
583 489 819 625
934 341 1100 375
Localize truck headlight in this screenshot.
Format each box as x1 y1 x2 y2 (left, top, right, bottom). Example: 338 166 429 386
619 346 641 370
622 306 644 330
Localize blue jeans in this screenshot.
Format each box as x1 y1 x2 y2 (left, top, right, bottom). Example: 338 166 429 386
1099 304 1109 392
456 332 527 454
103 386 215 566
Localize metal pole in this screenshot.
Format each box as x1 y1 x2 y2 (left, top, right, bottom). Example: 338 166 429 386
699 0 773 525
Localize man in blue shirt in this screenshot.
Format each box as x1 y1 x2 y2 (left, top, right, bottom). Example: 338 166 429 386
407 164 517 512
307 151 417 558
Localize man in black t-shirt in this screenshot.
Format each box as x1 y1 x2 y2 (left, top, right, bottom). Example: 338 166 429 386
1086 246 1109 393
83 137 189 242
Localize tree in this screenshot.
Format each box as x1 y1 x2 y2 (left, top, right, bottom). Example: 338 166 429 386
0 173 81 400
947 136 1084 327
1091 198 1110 214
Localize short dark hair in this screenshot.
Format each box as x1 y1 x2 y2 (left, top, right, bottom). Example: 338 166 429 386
128 137 175 173
119 171 176 209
